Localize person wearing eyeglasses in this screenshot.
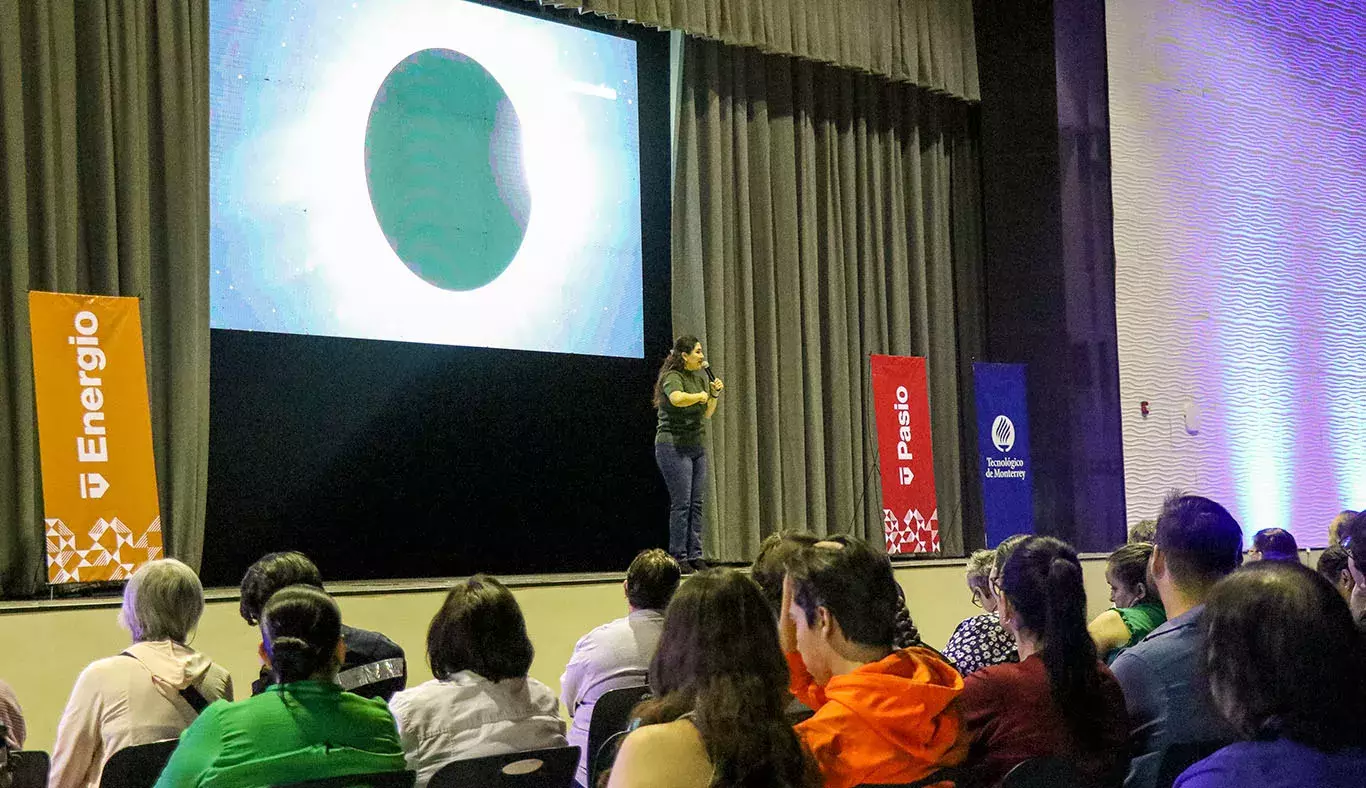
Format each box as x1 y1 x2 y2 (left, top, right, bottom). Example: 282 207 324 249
942 549 1019 677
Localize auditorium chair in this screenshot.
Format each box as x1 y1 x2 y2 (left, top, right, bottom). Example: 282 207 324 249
272 771 415 788
857 766 966 788
1155 740 1229 788
1001 757 1082 788
7 750 49 788
99 739 178 788
428 746 580 788
584 685 651 787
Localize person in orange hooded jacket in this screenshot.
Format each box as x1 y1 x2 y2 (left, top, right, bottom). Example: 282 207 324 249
779 537 968 788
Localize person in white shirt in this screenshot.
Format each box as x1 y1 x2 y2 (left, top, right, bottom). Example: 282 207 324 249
388 575 566 788
561 549 681 787
49 559 233 788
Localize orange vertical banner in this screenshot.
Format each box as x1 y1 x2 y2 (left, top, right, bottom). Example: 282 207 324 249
29 292 163 583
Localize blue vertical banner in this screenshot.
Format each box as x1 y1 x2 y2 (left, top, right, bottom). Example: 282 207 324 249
974 363 1034 546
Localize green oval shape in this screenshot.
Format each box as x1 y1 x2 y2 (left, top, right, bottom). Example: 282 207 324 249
365 48 531 291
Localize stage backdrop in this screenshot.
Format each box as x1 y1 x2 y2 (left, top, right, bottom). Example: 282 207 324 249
870 355 939 554
29 292 163 583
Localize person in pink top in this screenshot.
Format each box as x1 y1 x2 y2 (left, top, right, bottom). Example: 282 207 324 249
49 559 233 788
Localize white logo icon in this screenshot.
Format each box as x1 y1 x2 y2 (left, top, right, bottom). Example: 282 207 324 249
991 415 1015 453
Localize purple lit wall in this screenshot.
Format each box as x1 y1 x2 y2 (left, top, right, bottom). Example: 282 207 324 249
1106 0 1366 546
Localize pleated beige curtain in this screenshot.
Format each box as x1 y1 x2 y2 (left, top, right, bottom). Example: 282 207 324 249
673 36 983 560
0 1 209 595
534 0 979 100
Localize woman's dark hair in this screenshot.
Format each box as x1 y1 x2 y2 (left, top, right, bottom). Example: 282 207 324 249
1107 542 1154 601
636 569 819 788
652 335 701 409
1201 561 1366 751
260 585 343 684
1316 545 1350 585
427 575 534 683
240 551 324 625
999 536 1107 750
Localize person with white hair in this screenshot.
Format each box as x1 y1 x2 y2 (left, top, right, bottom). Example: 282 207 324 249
49 558 233 788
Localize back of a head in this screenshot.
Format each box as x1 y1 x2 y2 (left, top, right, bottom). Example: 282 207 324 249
1202 561 1366 751
1329 510 1358 547
1000 536 1105 749
966 549 994 582
644 568 815 787
261 585 343 684
1155 495 1244 591
120 558 205 643
1107 542 1155 596
626 549 682 611
240 551 324 625
1316 545 1350 584
787 537 898 650
993 534 1030 577
427 574 533 683
1127 519 1158 545
1252 528 1299 561
751 531 821 615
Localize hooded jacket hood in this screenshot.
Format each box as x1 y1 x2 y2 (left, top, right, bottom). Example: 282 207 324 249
125 640 215 696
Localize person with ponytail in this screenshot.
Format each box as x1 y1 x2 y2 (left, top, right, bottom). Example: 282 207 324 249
957 536 1129 787
155 586 405 787
653 335 724 571
607 569 819 788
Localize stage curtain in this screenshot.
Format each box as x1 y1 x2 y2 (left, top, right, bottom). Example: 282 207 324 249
533 0 979 101
0 1 209 595
673 36 983 559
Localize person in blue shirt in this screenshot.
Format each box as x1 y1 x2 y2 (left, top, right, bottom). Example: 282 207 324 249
1110 495 1242 788
1175 560 1366 788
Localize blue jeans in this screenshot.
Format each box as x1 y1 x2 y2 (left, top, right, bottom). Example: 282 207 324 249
655 443 706 561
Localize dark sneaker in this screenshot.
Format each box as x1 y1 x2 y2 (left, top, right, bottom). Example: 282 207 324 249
675 557 695 575
689 558 711 572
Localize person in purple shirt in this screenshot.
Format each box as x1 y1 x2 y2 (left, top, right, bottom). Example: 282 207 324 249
1176 560 1366 788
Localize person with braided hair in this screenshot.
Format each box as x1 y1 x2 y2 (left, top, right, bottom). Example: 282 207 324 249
154 586 405 788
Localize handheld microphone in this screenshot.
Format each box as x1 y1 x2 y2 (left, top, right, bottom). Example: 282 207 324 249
702 361 721 397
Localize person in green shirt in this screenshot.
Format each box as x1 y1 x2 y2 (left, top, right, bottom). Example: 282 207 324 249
1088 541 1167 663
653 335 724 572
154 585 406 788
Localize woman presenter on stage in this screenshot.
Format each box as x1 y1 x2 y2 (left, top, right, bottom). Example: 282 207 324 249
653 335 724 571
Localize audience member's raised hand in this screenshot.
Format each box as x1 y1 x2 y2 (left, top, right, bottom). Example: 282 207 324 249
779 574 799 654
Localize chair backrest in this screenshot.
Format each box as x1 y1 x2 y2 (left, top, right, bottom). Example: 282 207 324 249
1002 757 1083 788
272 770 415 788
858 766 965 788
8 750 50 788
584 685 651 787
428 746 580 788
1155 740 1229 788
591 730 631 787
99 739 179 788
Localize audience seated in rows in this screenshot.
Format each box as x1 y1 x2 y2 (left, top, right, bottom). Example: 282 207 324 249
0 679 23 750
51 559 232 788
1248 527 1298 562
607 568 819 788
1110 495 1243 788
1128 518 1157 544
561 549 678 788
390 575 566 788
958 536 1130 786
780 537 965 788
1175 561 1366 787
942 548 1018 676
239 551 406 700
1315 545 1354 603
1089 542 1166 663
154 584 405 787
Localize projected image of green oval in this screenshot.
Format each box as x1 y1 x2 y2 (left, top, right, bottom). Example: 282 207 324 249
365 48 531 291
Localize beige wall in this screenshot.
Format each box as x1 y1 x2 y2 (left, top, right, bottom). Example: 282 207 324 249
0 558 1117 754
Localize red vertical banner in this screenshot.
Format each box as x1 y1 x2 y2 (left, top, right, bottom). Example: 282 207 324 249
869 355 939 554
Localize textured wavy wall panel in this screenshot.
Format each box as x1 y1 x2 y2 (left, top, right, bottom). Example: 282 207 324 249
1105 0 1366 546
